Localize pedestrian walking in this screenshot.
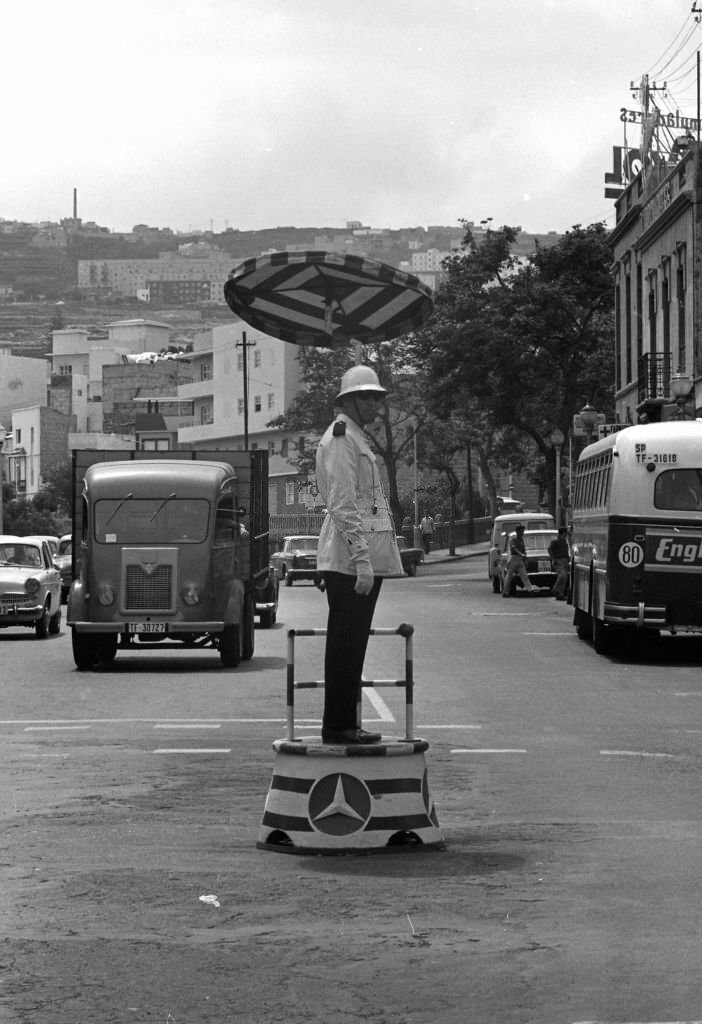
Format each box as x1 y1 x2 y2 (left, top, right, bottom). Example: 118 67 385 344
502 523 535 597
548 526 570 600
419 513 434 555
315 365 404 745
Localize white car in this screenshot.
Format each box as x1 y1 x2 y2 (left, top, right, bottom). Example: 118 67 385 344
270 535 319 586
496 528 559 594
0 536 62 637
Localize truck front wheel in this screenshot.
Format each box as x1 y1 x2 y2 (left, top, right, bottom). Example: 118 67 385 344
219 624 242 667
72 629 98 670
242 594 255 661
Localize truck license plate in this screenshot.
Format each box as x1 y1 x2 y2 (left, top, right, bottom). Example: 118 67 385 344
538 559 550 571
128 622 167 633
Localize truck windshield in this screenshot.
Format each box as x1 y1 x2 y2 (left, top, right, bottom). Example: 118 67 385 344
94 498 211 543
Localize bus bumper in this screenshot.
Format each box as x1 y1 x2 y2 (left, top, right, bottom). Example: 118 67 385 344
603 601 667 629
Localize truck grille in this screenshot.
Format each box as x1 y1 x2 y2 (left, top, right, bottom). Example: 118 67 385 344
125 564 172 611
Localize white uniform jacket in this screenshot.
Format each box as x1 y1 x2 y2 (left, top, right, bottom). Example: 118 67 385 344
315 414 403 578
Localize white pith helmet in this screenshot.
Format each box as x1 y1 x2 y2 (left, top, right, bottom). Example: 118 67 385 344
335 365 387 402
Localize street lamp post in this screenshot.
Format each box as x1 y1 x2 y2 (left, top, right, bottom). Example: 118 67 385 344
550 428 565 527
579 403 601 444
670 372 694 419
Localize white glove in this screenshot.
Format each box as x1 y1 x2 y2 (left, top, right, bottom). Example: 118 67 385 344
354 567 375 596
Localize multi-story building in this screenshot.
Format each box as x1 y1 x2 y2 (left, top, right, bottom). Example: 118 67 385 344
611 137 700 424
175 319 310 512
50 320 173 432
6 405 74 499
77 256 234 303
0 343 49 429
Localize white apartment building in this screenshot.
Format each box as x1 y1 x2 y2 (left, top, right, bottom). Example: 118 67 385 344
77 256 234 302
0 343 49 429
50 320 172 432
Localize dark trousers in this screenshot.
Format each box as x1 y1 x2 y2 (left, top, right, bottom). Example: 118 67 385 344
322 572 382 732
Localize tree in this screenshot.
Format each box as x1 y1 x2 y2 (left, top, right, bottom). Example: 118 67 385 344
415 222 615 514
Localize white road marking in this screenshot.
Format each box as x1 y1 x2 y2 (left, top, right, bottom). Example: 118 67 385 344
524 631 575 636
24 725 92 731
153 748 232 755
427 584 455 588
154 723 222 729
674 692 702 697
573 1020 702 1024
1 717 288 726
418 724 482 730
363 687 395 722
600 750 678 758
474 612 534 616
451 748 527 754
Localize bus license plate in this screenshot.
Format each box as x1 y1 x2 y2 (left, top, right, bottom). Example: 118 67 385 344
128 622 167 633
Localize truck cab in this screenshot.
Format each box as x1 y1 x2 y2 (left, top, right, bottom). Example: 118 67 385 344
67 450 276 669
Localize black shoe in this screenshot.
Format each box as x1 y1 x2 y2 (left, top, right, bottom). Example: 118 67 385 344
321 728 382 745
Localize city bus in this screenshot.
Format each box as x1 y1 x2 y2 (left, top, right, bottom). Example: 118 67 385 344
570 421 702 654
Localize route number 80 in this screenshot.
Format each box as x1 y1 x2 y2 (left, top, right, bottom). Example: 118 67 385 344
618 542 644 567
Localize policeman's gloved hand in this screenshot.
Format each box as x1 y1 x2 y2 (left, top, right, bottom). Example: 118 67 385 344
354 567 375 596
314 572 326 593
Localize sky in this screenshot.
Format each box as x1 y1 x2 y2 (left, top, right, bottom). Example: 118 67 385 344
4 0 702 236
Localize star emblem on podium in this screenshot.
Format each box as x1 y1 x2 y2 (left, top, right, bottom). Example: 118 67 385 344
308 773 372 835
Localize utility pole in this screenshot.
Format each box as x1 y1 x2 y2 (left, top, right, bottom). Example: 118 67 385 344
236 331 257 449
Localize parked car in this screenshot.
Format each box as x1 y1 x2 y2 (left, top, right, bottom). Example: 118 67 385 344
270 535 319 586
488 512 555 592
396 536 423 576
53 533 72 602
23 534 60 558
496 528 558 594
0 536 62 637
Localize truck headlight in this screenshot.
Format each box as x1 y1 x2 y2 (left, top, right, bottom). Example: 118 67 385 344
182 582 200 606
97 582 115 606
24 577 40 596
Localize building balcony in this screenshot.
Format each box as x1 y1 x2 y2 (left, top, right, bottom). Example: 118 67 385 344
178 422 228 445
178 380 214 401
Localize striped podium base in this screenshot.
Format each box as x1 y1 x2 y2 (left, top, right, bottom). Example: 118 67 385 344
257 737 444 854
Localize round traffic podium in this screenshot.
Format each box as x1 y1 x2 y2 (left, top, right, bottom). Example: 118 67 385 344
257 735 443 853
257 625 444 855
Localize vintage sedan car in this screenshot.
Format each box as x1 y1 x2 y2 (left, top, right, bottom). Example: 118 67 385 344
496 528 558 594
0 536 62 637
270 535 319 586
53 533 73 603
396 536 422 576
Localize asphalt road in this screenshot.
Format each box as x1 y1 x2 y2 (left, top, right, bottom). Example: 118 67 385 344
3 560 702 1023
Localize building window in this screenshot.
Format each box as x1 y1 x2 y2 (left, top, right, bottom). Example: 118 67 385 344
238 398 244 415
254 350 261 368
254 395 262 412
267 393 274 409
281 438 288 457
199 403 213 425
237 353 243 371
298 436 305 453
15 429 21 444
200 362 212 381
58 364 72 376
268 440 275 456
285 481 296 505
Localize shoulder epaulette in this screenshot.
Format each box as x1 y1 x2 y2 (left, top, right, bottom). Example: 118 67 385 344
332 420 346 437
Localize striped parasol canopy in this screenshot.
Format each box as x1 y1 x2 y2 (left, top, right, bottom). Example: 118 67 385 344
223 250 434 348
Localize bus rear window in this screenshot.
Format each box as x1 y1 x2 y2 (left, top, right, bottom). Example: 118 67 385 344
655 470 702 511
95 498 211 543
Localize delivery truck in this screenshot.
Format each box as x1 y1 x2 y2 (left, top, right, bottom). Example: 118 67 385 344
66 449 278 669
